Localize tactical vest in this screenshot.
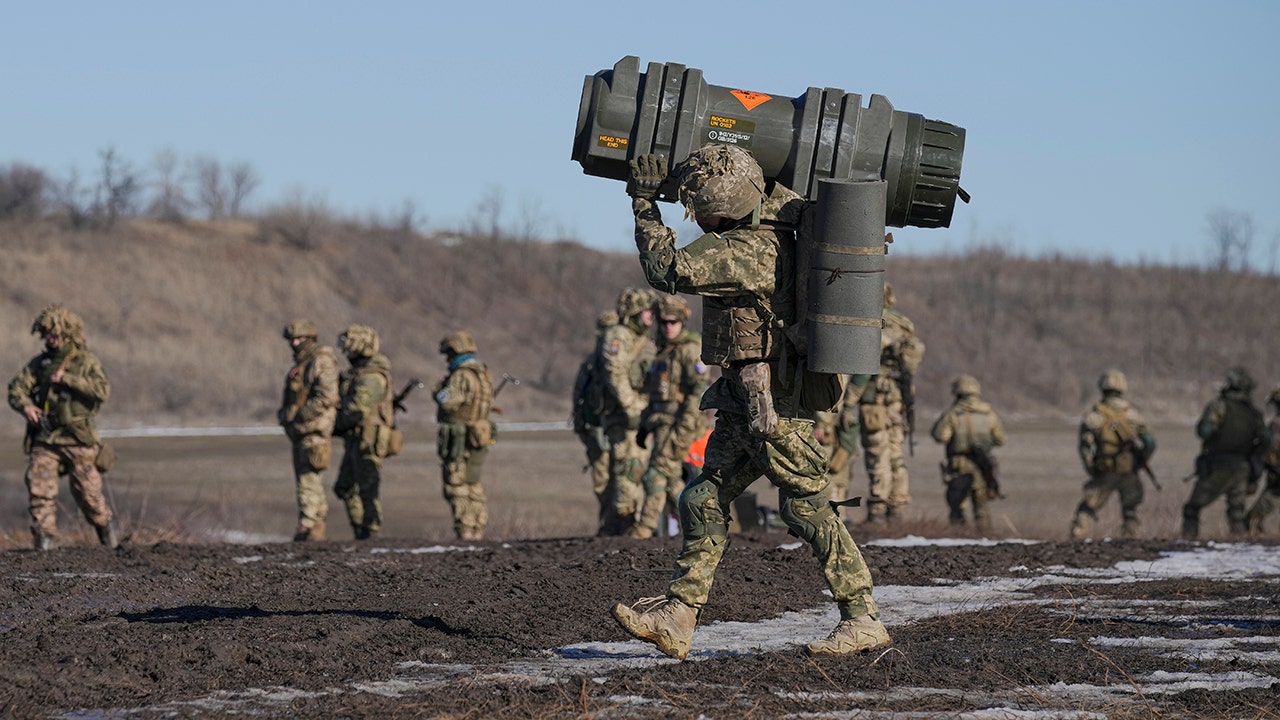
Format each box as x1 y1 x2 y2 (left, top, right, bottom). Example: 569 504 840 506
347 364 394 429
439 363 494 425
946 408 996 457
647 333 699 405
1204 397 1264 456
1092 401 1138 474
283 345 335 426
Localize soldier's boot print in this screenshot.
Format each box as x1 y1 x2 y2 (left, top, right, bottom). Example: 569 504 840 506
95 522 119 549
611 596 697 660
806 615 892 656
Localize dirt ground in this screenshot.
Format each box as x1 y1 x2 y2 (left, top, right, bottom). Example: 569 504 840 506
1 424 1277 718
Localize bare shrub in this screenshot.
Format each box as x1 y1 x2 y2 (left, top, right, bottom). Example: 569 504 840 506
0 163 48 220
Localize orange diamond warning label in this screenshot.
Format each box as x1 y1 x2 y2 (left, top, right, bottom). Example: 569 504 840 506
730 90 771 111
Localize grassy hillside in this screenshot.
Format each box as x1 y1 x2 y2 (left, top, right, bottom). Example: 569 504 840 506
1 218 1276 430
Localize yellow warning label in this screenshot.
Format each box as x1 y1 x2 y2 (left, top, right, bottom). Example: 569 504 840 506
596 134 629 150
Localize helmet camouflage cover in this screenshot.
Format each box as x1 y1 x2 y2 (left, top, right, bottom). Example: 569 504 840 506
338 324 380 358
616 286 655 320
1225 366 1255 393
31 304 85 345
654 293 690 322
439 330 478 355
283 319 318 340
1098 369 1127 395
951 374 980 397
676 143 765 221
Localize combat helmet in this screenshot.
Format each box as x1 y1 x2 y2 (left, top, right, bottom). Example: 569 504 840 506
1098 369 1127 395
1267 385 1280 408
31 304 85 346
951 374 980 398
654 294 690 323
595 310 619 333
1225 366 1255 393
439 330 478 356
616 286 655 320
676 143 765 222
338 324 379 358
282 319 318 340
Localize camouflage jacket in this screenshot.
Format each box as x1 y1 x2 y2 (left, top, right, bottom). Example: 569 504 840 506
1079 395 1152 475
433 355 494 427
8 342 110 447
860 308 924 406
279 340 339 440
633 185 807 418
643 328 708 435
335 353 393 438
931 396 1006 475
600 319 655 425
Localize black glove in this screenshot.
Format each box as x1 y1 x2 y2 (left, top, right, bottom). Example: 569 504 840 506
627 154 668 199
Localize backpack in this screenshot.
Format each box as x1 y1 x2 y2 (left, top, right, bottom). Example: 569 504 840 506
571 349 606 430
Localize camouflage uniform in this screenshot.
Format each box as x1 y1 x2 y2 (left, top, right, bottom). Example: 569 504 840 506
1183 367 1264 540
332 325 396 540
857 284 924 521
930 375 1005 531
598 287 657 536
7 304 116 550
571 311 618 531
1245 387 1280 533
433 331 495 541
631 295 709 538
278 319 339 541
1072 370 1156 540
813 381 864 504
612 144 887 659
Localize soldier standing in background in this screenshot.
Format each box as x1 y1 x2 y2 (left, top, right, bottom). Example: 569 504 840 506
8 304 117 550
433 331 496 541
1245 386 1280 534
1071 370 1156 539
332 324 395 540
571 310 618 532
931 374 1006 532
631 294 708 538
278 319 339 541
598 286 656 536
1182 367 1264 540
857 283 924 523
610 144 890 659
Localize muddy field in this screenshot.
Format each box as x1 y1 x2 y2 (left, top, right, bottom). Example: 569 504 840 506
1 423 1278 718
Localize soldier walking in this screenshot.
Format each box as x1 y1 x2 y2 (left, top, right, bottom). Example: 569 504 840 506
631 294 708 538
610 144 890 659
1182 367 1264 540
570 310 618 532
433 331 496 541
333 324 396 540
1071 370 1156 540
930 375 1005 532
278 319 339 541
8 304 117 550
857 283 924 522
598 286 656 536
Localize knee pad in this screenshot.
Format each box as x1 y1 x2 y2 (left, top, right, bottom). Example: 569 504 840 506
780 492 838 544
679 476 727 539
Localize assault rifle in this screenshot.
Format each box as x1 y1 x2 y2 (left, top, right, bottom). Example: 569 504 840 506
899 368 916 456
491 373 520 415
1136 455 1162 492
393 378 425 414
969 444 1003 499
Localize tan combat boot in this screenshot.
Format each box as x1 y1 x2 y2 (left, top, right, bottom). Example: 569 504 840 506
805 615 891 656
626 525 655 539
611 596 697 660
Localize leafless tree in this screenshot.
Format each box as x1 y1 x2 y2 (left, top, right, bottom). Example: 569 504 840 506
50 167 92 228
148 147 191 221
226 161 259 217
1207 208 1255 273
191 156 226 220
93 147 141 225
0 163 49 219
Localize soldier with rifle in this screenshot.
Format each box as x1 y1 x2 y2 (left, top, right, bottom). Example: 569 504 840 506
856 283 924 523
1071 369 1157 540
332 324 399 540
433 330 501 541
1181 367 1264 540
278 319 339 541
930 375 1006 532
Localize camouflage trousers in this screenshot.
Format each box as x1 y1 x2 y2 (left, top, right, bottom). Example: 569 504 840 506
601 421 648 535
25 443 112 540
441 446 489 538
1071 472 1143 539
860 403 911 518
1183 455 1251 539
576 427 610 530
334 439 382 539
291 435 331 531
636 420 699 534
666 412 880 620
1246 471 1280 532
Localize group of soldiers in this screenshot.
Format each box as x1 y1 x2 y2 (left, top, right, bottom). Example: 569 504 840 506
279 321 497 542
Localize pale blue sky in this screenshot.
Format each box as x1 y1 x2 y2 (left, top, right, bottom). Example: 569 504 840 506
4 1 1277 266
